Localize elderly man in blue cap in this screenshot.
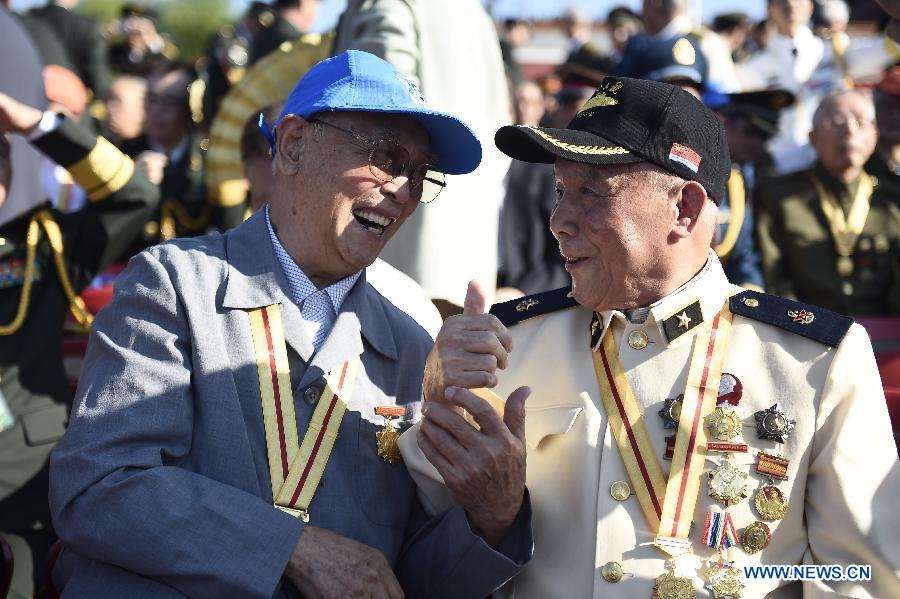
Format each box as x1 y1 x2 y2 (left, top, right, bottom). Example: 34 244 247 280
48 50 533 598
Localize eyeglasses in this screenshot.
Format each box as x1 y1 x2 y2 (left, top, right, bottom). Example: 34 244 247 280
818 114 876 133
309 118 446 203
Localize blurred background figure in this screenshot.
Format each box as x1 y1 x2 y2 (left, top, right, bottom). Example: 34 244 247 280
122 63 205 249
102 74 147 149
28 0 109 99
250 0 321 64
513 79 545 127
561 7 610 72
201 1 277 130
736 0 895 175
711 12 754 61
498 18 531 89
756 89 900 315
712 89 795 290
606 6 644 66
333 0 510 313
619 0 739 93
107 3 178 77
497 78 567 300
869 65 900 195
813 0 851 38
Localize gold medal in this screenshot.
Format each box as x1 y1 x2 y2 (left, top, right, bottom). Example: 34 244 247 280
708 459 749 507
754 484 788 520
741 521 771 554
837 255 854 277
374 406 405 464
707 406 742 441
652 573 696 599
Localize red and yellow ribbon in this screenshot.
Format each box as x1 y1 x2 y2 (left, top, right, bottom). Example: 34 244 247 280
247 304 360 520
591 303 734 541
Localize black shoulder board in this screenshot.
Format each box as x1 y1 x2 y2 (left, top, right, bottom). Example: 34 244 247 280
489 286 578 327
729 290 853 348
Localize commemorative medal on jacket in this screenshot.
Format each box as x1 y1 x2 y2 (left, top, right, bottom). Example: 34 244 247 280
703 561 745 599
375 405 405 464
740 521 771 554
754 403 796 443
753 483 788 520
708 457 749 507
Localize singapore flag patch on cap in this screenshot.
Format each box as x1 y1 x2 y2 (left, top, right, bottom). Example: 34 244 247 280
668 142 702 173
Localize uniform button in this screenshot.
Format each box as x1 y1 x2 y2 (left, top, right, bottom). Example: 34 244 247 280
302 385 322 405
628 330 648 350
610 480 631 501
601 561 624 583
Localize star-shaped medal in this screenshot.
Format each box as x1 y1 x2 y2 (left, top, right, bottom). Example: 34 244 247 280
754 403 796 443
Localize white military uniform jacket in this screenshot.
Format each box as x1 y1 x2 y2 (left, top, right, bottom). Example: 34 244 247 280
401 254 900 599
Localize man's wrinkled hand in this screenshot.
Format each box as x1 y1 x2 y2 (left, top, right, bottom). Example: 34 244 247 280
417 385 530 547
284 525 403 599
423 280 512 404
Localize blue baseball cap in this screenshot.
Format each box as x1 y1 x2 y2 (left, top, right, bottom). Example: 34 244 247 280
263 50 481 175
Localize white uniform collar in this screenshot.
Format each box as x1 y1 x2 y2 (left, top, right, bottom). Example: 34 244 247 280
595 249 733 349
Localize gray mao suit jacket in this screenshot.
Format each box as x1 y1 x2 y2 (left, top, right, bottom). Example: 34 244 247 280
48 209 531 598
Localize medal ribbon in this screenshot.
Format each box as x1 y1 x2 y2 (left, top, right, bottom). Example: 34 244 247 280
811 173 874 257
590 302 734 539
247 304 361 515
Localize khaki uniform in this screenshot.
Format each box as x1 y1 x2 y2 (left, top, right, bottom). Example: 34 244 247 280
756 162 900 315
401 253 900 598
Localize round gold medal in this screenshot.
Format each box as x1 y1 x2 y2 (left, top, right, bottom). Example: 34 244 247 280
754 484 788 520
741 521 772 554
710 570 743 598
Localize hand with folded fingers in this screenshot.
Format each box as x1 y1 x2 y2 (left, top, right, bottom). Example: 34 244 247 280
417 384 530 547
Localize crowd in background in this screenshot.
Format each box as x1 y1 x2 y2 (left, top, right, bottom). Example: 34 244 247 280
2 1 900 596
5 0 899 322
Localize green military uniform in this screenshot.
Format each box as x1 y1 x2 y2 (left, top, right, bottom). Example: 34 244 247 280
756 161 900 315
28 2 109 99
121 132 207 249
0 116 158 596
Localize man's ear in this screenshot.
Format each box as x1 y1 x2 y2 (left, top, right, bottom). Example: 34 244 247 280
672 180 709 238
273 115 309 175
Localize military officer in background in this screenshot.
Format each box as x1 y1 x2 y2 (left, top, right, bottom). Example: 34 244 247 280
122 62 206 249
714 89 795 290
0 14 158 595
401 76 900 598
756 89 900 315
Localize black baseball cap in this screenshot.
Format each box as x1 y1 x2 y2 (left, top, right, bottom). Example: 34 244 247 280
495 76 731 204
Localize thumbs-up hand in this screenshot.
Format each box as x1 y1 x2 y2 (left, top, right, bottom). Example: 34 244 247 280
423 280 513 405
417 384 531 547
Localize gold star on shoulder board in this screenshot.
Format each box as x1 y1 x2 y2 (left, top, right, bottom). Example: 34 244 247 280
677 311 692 329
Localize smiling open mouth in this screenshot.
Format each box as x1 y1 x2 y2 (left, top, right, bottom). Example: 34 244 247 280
353 209 395 236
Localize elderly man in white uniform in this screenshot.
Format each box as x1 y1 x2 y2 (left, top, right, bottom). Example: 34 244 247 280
401 76 900 599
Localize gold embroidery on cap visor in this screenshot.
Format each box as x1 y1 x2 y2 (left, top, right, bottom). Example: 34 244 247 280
526 127 632 156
